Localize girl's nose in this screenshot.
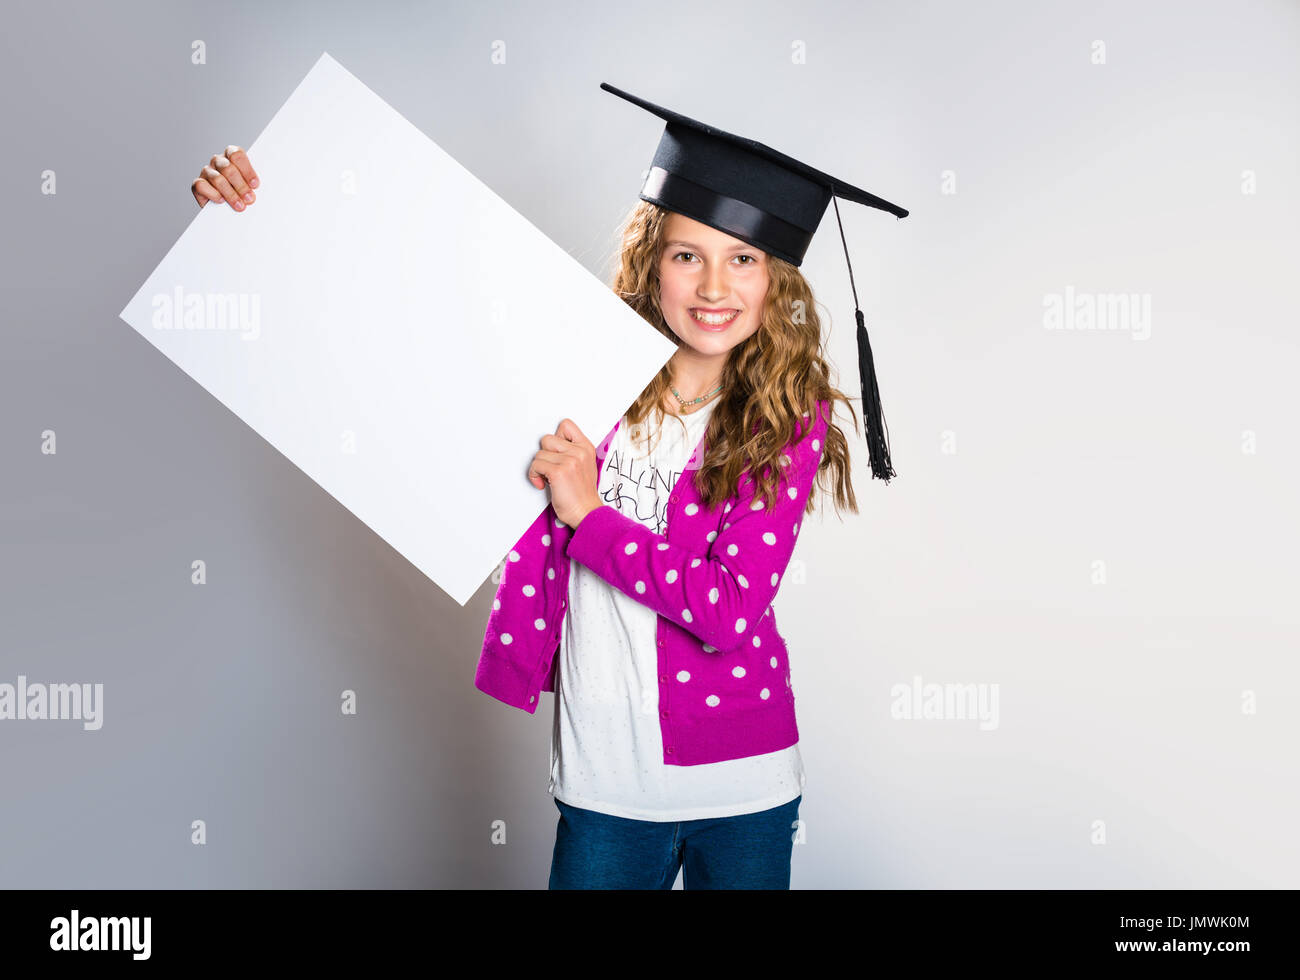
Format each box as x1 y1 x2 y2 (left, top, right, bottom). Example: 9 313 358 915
700 264 729 302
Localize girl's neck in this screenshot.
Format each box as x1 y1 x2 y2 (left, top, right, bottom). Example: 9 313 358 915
661 384 720 418
667 351 726 416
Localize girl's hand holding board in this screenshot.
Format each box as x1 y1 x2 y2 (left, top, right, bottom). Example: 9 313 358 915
191 145 260 210
528 419 605 530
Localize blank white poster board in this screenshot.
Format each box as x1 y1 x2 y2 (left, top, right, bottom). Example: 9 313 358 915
119 51 677 606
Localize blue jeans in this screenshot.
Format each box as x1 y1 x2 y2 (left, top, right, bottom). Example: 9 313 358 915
548 794 801 889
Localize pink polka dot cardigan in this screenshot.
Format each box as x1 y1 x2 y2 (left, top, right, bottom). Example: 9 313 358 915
475 399 831 766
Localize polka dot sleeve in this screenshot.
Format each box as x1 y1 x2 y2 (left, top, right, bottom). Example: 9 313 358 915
565 401 829 655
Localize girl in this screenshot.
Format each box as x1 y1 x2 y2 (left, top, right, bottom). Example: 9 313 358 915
191 85 904 889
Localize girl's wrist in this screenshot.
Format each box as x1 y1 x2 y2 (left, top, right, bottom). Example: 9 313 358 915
571 500 604 531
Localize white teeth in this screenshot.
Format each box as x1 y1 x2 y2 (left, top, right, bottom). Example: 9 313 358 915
691 310 738 325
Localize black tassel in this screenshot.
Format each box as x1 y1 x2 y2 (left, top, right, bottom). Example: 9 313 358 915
831 191 897 484
856 307 895 483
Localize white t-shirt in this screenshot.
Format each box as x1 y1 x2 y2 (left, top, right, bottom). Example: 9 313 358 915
549 399 806 821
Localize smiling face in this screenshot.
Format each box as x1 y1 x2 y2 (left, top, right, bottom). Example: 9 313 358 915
657 212 769 362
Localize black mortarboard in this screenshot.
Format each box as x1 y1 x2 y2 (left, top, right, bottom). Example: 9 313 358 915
601 81 908 482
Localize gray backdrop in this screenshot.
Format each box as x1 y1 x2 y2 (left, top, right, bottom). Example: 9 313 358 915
1 0 1296 888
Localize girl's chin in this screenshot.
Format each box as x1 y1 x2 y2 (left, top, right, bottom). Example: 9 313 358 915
676 335 733 355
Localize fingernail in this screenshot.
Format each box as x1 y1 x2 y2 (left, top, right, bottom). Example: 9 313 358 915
250 178 259 188
243 192 254 203
233 200 243 210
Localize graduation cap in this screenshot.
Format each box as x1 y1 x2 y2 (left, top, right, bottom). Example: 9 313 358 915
601 81 908 482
